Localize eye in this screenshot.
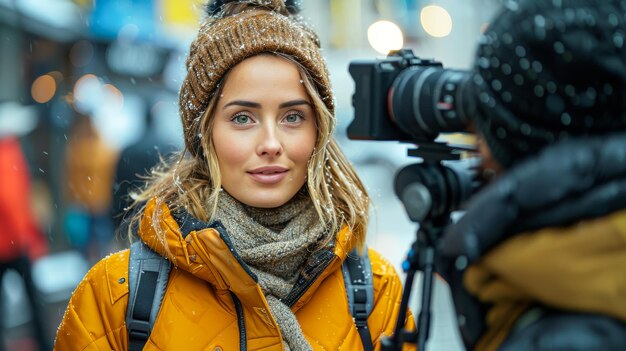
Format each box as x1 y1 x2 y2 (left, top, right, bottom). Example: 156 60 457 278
231 114 253 125
283 112 304 124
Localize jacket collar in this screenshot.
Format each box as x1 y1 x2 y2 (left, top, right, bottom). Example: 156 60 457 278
441 132 626 263
138 198 357 308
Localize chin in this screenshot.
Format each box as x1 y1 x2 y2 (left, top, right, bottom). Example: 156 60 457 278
231 191 294 209
226 183 305 209
245 197 290 209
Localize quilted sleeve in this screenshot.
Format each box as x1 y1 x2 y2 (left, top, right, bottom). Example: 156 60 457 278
368 248 417 351
54 250 130 350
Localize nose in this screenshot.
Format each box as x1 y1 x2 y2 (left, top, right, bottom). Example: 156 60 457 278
256 124 283 157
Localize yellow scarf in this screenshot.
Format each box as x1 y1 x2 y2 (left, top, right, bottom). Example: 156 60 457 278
465 209 626 351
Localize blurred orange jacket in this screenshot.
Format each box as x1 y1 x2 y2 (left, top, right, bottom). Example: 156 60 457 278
64 116 118 214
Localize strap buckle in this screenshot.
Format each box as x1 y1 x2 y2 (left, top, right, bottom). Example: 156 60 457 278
128 320 151 340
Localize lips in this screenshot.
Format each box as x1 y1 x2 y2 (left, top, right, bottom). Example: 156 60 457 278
247 166 289 184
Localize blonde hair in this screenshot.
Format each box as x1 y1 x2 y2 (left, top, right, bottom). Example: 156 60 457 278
128 53 369 251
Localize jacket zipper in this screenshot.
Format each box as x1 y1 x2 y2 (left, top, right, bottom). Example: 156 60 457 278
191 221 336 346
283 250 336 307
230 292 247 351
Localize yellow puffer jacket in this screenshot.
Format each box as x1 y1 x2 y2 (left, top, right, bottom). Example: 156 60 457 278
55 200 416 350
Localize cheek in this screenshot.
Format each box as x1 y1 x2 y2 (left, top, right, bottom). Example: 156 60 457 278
290 131 317 165
212 130 248 172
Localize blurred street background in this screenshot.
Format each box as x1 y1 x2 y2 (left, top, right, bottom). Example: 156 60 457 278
0 0 501 350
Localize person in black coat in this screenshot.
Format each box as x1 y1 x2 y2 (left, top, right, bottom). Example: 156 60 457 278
438 1 626 350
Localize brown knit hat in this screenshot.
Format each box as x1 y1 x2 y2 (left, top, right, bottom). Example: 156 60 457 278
179 0 334 157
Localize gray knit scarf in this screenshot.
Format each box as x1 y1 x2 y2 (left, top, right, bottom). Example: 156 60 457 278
214 190 330 351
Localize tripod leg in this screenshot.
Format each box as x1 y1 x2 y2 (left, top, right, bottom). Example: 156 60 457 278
381 266 417 350
416 246 435 350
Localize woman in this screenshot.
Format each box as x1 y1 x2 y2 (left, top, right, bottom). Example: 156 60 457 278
54 1 414 350
439 1 626 350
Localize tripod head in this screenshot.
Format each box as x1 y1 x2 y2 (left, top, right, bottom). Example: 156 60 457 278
382 148 480 351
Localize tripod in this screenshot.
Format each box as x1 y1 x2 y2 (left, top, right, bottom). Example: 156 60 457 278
380 143 478 350
381 217 448 351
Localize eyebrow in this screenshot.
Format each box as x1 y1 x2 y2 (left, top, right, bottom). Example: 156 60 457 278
223 99 311 109
279 99 311 108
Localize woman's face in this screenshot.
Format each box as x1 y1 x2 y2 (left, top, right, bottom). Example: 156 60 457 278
211 55 317 208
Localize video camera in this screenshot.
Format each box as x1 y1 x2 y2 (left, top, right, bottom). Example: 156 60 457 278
347 48 479 221
347 49 474 144
347 49 481 350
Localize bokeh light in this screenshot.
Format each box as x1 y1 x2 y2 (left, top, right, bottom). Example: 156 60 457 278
420 5 453 38
73 74 101 113
367 20 404 55
31 75 57 103
102 84 124 113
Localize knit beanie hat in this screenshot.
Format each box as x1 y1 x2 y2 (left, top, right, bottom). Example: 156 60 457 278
179 0 333 158
470 0 626 168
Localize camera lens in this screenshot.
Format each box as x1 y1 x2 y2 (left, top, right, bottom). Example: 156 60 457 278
389 66 473 140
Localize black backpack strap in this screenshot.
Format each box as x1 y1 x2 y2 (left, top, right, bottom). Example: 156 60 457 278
126 240 171 351
343 248 374 351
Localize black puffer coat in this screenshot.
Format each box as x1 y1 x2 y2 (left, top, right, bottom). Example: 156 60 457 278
439 132 626 351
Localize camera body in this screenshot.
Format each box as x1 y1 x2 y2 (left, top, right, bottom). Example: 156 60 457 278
348 49 440 142
348 49 473 145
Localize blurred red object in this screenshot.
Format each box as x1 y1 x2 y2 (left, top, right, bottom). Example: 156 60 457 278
0 137 49 262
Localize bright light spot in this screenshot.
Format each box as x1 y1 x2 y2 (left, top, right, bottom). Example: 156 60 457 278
31 75 56 103
367 20 404 55
102 84 124 113
73 74 99 101
92 93 144 150
73 74 101 113
420 5 453 38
